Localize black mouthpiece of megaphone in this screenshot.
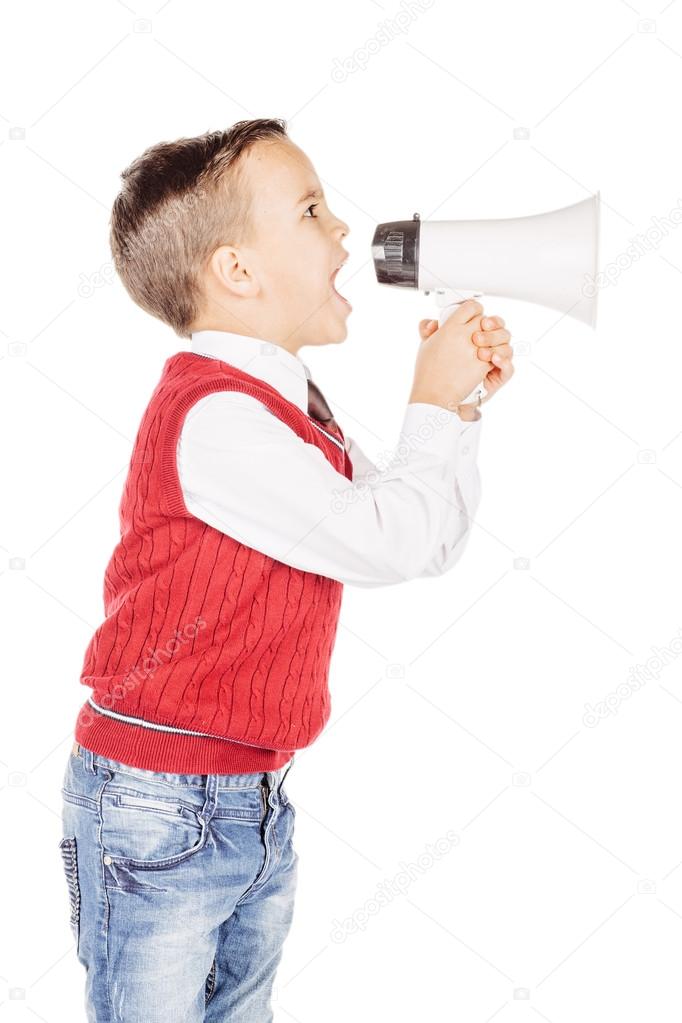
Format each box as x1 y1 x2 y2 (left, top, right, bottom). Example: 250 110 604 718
371 216 421 288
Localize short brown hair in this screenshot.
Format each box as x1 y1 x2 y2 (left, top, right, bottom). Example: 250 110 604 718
109 118 288 338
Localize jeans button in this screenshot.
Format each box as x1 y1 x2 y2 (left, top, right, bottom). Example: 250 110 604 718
103 855 112 865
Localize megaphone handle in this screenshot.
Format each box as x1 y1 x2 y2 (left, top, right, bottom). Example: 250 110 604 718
434 288 487 406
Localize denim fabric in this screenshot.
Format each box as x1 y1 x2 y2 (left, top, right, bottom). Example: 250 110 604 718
58 743 298 1022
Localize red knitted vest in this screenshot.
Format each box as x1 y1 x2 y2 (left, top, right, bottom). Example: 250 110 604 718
74 350 353 774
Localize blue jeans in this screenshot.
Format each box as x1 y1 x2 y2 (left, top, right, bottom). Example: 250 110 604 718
59 742 298 1022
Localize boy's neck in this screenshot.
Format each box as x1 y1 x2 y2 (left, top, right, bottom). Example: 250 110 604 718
190 322 301 357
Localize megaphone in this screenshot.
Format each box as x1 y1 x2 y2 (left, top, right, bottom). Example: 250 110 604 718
371 193 600 404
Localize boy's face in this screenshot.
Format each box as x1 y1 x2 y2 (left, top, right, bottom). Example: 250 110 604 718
213 139 352 352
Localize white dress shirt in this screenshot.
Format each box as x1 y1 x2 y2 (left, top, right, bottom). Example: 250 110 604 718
175 330 482 587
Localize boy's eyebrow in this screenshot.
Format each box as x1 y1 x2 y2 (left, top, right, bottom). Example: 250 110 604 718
296 188 323 206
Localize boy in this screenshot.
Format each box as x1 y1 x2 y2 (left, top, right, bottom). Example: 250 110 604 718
59 117 514 1021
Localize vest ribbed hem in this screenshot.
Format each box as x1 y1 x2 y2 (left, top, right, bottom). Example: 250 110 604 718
74 703 293 774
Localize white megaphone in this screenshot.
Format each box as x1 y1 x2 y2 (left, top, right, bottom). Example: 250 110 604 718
371 193 600 404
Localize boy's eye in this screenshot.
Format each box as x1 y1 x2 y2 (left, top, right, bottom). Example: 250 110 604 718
304 203 319 218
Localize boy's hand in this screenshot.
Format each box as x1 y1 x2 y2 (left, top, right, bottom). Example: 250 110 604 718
410 299 491 410
418 312 514 408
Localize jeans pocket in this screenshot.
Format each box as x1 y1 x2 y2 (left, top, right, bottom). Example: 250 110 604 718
58 837 81 946
100 783 207 870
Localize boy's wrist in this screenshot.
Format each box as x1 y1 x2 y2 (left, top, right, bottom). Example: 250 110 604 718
408 391 482 422
455 403 481 422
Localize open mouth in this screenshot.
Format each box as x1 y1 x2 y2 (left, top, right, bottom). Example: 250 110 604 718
330 264 352 310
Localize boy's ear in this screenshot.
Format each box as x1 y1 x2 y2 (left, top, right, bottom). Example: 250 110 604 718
207 244 260 299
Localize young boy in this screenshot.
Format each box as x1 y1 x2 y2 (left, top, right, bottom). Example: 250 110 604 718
58 117 514 1021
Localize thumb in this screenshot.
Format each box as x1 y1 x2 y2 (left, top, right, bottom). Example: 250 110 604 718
418 318 438 341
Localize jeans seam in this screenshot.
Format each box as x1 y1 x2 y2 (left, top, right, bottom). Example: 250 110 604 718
205 957 217 1005
95 769 116 1021
58 837 81 951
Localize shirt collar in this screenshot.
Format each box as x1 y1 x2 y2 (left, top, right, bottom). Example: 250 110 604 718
188 329 311 413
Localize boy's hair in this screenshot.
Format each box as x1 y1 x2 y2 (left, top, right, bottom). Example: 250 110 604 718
110 118 289 338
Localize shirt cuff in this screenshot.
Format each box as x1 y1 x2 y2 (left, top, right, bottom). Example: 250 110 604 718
457 412 483 460
400 402 472 462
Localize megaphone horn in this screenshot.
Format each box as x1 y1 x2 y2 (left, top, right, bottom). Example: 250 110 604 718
372 193 601 327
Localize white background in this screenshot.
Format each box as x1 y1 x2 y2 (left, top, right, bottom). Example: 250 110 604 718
2 0 682 1020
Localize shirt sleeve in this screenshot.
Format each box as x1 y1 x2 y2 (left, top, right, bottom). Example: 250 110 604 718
344 414 482 578
416 416 482 576
176 392 482 588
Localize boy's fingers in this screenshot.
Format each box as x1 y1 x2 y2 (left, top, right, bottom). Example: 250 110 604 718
501 360 514 382
472 327 511 347
490 357 515 380
477 343 513 361
418 318 438 340
449 299 484 324
481 315 505 330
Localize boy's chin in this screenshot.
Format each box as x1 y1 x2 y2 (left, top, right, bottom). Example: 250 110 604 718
329 303 352 339
330 315 349 342
325 322 349 345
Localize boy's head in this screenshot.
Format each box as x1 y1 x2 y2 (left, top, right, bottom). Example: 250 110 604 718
110 118 351 353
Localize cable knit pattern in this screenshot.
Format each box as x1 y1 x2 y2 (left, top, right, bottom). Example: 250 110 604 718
74 351 353 773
